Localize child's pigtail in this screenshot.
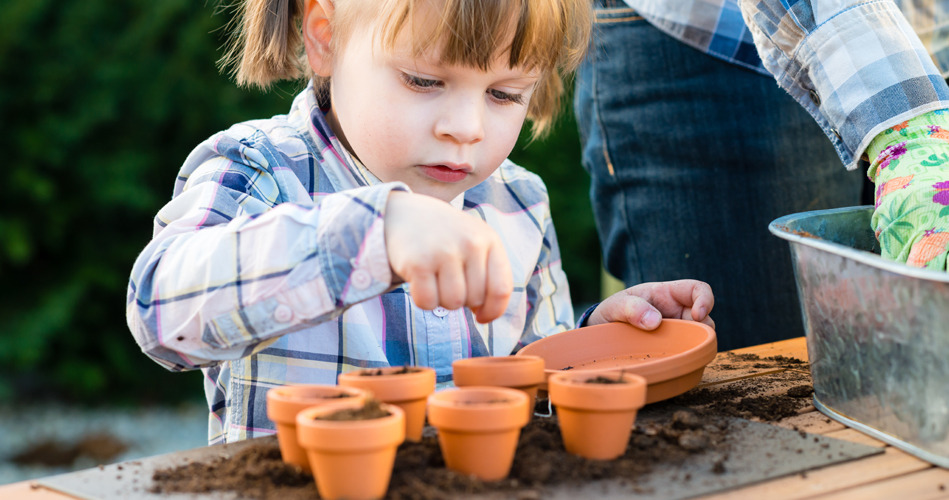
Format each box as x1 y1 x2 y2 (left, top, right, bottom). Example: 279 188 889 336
219 0 307 89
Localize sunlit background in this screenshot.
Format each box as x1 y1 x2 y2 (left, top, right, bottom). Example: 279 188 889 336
0 0 602 484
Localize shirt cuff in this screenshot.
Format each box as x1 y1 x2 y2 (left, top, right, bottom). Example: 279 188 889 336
743 0 949 171
575 302 600 329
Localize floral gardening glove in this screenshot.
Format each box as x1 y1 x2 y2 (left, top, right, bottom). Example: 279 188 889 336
869 110 949 270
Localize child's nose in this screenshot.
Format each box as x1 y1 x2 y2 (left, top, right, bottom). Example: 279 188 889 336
434 95 485 145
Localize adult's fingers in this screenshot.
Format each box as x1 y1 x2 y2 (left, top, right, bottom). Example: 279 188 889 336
474 242 512 323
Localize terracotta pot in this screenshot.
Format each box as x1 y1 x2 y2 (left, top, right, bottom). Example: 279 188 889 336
548 371 647 460
266 384 367 469
427 387 529 481
337 366 436 441
452 355 545 420
296 400 405 500
516 319 717 403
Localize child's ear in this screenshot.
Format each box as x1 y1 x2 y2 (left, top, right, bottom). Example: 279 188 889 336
303 0 334 77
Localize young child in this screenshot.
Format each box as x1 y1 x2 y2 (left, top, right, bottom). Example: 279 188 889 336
127 0 715 445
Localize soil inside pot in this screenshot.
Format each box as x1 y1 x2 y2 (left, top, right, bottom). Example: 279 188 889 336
584 375 627 384
314 399 390 421
359 366 422 376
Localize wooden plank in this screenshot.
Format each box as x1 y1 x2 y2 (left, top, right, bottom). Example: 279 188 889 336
823 429 887 448
730 338 809 361
809 467 948 500
695 448 933 500
0 482 77 500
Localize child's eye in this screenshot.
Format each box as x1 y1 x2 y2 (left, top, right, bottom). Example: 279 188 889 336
488 88 525 105
400 73 441 91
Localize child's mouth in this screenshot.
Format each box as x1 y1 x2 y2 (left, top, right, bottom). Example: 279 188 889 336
418 164 470 183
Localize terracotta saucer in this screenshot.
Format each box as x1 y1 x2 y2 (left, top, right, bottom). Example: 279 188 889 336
516 319 717 404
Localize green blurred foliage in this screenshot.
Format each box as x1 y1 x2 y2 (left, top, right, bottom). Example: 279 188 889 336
0 0 598 404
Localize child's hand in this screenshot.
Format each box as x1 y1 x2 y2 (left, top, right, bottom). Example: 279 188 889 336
586 280 715 330
384 191 513 323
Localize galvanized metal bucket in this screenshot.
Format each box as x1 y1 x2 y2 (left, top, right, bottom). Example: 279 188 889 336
770 206 949 467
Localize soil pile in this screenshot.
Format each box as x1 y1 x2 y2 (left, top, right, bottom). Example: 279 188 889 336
151 410 730 499
665 353 814 422
13 433 128 467
148 442 316 500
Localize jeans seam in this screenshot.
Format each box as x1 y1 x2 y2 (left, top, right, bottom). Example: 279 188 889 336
589 28 642 285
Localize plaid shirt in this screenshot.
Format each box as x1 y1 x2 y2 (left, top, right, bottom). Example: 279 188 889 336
126 83 574 444
616 0 949 171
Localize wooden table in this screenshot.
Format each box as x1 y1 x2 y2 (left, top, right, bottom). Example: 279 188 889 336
2 338 947 499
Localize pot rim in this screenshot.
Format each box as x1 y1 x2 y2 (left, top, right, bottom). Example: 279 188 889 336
549 371 647 411
296 400 405 451
427 386 530 432
266 384 367 424
452 355 546 387
337 366 437 402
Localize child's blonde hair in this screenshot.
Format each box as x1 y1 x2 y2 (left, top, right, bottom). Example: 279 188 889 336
221 0 592 138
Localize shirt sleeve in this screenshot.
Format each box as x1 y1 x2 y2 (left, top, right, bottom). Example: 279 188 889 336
519 198 575 347
737 0 949 170
126 134 407 372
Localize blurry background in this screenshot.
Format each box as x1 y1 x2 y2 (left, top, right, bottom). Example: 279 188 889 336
0 0 600 483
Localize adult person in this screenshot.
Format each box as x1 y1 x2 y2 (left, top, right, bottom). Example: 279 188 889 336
575 0 949 350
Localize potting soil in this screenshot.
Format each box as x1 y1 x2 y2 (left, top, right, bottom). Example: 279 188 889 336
313 399 390 421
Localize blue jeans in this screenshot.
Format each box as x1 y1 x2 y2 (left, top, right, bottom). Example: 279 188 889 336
574 6 863 350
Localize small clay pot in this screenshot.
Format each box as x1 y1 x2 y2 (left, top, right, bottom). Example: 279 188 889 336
548 371 647 460
296 400 405 500
266 384 367 469
452 355 545 420
427 387 530 481
337 366 436 441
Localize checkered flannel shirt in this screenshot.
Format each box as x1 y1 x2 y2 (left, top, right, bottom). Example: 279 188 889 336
126 83 575 444
612 0 949 170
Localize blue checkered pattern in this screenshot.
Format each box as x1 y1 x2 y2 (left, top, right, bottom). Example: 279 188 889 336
613 0 949 170
126 83 576 444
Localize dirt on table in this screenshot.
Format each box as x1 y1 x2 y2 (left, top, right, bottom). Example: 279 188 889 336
148 441 316 500
149 353 812 499
150 409 731 500
12 433 129 467
665 353 814 422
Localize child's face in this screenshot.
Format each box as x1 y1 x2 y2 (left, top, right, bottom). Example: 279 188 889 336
325 17 539 202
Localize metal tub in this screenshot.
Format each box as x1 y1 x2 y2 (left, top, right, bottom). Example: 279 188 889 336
770 206 949 467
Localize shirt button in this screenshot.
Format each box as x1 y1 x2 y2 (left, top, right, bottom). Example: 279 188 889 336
273 304 294 323
433 306 449 317
832 129 842 142
351 269 372 290
809 89 821 106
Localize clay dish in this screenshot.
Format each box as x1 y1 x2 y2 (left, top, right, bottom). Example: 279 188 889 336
337 366 436 441
452 356 545 420
516 319 716 403
266 384 367 469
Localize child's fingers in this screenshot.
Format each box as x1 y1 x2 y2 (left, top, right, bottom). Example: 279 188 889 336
475 242 512 323
436 260 466 311
408 271 439 311
464 256 487 314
